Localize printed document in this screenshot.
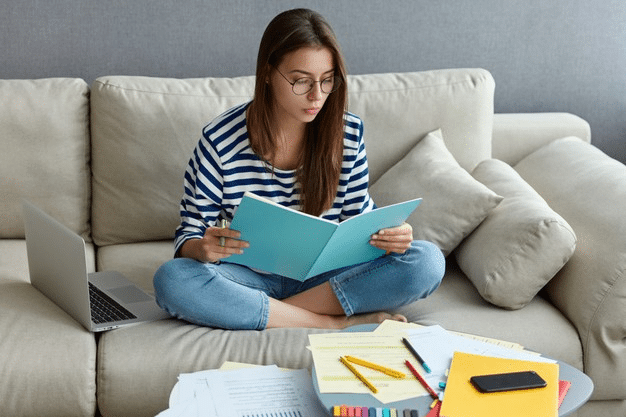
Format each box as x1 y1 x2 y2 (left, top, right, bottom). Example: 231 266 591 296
159 364 327 417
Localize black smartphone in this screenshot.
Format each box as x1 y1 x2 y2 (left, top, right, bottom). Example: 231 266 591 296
470 370 547 393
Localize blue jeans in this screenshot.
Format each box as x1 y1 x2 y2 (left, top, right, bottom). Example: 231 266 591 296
153 240 444 330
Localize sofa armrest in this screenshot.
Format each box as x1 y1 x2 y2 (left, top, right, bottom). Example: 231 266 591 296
492 113 591 165
514 137 626 401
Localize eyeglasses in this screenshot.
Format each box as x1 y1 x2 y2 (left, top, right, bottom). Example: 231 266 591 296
274 67 342 95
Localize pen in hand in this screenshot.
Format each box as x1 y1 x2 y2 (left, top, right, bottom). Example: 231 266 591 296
402 337 431 374
219 219 227 247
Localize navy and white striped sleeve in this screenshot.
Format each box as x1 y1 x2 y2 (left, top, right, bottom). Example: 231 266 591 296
173 133 224 255
174 104 254 255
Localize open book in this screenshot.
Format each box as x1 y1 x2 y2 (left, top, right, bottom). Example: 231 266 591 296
228 192 421 281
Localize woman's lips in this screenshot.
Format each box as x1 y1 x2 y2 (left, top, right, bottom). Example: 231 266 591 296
305 108 320 115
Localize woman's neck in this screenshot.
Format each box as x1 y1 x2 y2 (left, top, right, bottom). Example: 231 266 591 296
268 131 304 171
267 115 307 171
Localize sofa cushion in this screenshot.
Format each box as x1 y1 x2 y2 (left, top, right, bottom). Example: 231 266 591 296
97 241 174 296
0 279 96 417
369 129 502 256
348 69 495 182
97 321 333 417
90 75 256 246
0 240 30 283
454 159 577 309
0 239 97 416
492 113 591 166
0 240 96 286
0 78 91 240
395 262 583 370
514 137 626 400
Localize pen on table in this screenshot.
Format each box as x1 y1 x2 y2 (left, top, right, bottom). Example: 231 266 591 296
218 219 227 247
405 360 439 400
344 355 406 379
401 337 431 373
340 356 378 394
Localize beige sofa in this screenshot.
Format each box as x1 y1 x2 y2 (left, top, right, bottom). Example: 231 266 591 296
1 69 624 417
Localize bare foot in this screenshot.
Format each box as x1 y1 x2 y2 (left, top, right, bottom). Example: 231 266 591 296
339 312 407 329
266 297 408 329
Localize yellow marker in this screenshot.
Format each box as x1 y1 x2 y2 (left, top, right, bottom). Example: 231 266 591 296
340 356 378 394
332 405 341 416
344 355 406 379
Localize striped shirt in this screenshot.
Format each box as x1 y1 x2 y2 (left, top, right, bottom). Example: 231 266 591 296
174 102 375 254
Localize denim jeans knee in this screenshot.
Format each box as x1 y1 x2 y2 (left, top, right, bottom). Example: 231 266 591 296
329 240 445 315
153 258 205 317
401 240 445 299
153 258 269 330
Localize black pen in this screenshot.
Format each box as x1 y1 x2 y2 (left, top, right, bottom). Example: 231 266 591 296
402 337 431 374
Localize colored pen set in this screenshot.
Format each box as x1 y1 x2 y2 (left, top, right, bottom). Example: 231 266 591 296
332 404 419 417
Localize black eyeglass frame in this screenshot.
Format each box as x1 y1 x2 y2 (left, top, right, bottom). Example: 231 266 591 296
273 67 342 96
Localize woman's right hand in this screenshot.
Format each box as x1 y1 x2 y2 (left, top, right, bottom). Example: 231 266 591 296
179 224 249 263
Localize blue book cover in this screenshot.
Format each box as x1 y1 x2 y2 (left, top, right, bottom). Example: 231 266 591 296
228 192 422 281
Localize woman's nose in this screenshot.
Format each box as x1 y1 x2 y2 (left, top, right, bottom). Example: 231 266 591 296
307 82 323 100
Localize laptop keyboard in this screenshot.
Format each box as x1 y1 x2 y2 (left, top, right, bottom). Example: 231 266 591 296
89 282 137 324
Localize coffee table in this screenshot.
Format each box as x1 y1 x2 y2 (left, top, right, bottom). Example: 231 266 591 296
312 324 593 416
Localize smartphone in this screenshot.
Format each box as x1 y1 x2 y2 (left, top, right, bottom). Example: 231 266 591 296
470 370 547 393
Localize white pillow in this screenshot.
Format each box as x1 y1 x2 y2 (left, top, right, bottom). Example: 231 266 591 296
455 159 577 309
369 129 502 256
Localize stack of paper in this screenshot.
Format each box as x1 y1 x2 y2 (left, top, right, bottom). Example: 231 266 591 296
309 321 574 417
401 325 555 393
309 321 557 406
158 363 327 417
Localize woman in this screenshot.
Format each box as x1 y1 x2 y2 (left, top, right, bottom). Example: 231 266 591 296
154 8 444 330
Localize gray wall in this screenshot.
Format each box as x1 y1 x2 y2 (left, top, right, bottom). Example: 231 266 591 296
2 0 625 163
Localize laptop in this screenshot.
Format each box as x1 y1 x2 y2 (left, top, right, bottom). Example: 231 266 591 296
23 200 170 332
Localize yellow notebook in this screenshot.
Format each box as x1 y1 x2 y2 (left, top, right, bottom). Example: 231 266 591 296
440 352 559 417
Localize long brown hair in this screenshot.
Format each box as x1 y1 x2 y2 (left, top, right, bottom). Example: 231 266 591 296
247 8 348 216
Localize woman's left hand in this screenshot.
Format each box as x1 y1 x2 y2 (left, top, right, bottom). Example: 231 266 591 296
370 222 413 255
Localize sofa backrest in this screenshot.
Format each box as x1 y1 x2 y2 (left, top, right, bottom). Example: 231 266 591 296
89 69 494 246
0 70 494 246
0 78 91 240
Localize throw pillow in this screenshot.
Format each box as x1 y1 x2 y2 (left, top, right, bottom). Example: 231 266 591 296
455 159 577 310
369 129 502 256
